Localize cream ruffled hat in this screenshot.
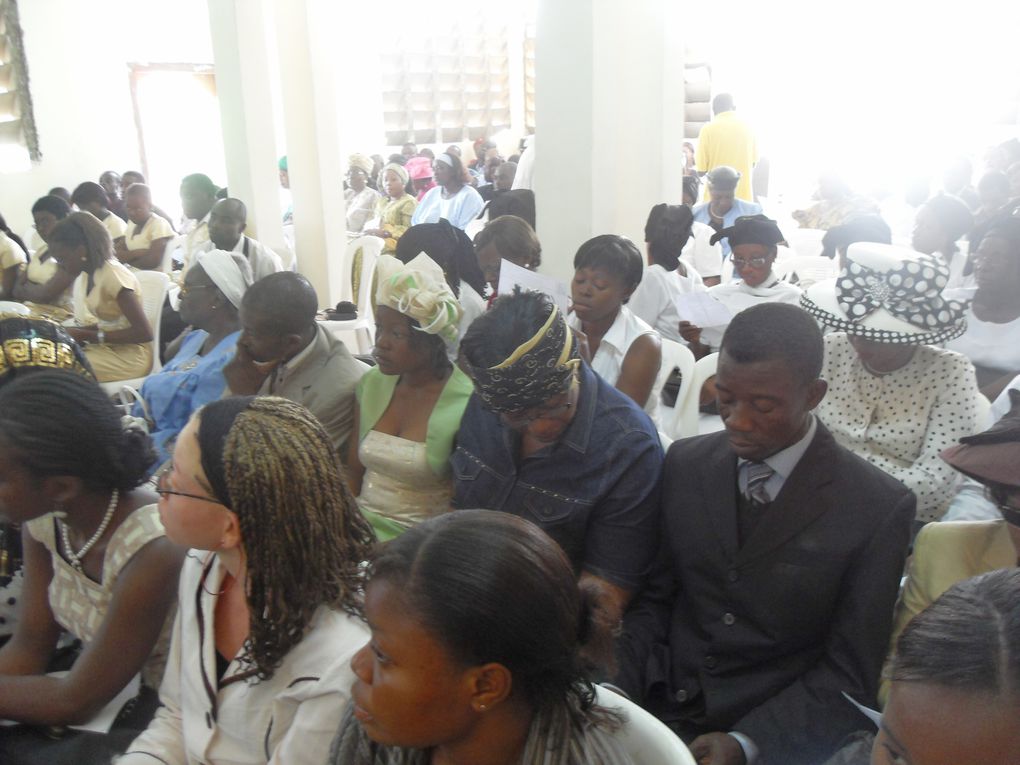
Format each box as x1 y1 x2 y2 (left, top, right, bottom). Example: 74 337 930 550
374 253 463 344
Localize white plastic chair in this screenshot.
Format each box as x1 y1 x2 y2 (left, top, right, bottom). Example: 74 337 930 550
319 235 383 354
595 685 697 764
666 352 719 440
784 227 827 259
656 338 696 441
974 393 993 432
99 270 170 395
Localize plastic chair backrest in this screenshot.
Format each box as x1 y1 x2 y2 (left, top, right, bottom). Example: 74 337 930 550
784 227 827 259
594 685 697 764
133 270 171 376
669 351 719 439
657 338 696 440
346 235 384 311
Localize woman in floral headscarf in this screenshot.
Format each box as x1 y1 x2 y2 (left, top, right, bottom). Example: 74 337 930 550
346 253 473 540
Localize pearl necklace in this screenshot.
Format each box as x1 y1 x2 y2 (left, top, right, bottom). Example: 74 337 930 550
59 489 119 573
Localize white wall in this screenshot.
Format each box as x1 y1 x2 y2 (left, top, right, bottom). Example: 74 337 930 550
0 0 214 234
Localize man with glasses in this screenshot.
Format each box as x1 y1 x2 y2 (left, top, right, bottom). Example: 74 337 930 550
454 288 663 625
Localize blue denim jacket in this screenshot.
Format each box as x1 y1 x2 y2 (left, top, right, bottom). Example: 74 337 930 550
451 363 663 590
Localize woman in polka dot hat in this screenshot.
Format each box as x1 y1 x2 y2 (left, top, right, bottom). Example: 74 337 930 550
800 242 980 523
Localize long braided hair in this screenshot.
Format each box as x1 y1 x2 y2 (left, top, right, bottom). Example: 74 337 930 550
198 396 374 680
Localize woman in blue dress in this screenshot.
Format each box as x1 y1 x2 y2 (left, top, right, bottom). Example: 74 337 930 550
134 249 253 468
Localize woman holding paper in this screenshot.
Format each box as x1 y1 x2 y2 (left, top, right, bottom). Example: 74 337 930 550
567 235 662 417
680 215 801 357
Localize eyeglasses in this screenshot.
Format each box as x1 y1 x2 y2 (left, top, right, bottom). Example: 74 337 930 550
985 485 1020 524
155 466 222 504
732 256 769 269
178 283 216 297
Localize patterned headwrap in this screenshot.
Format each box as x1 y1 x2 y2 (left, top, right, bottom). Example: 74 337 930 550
0 317 94 383
464 299 581 414
349 153 375 176
375 253 463 344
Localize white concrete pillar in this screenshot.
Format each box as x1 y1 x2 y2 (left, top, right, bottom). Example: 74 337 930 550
533 0 685 281
206 0 286 254
271 0 347 307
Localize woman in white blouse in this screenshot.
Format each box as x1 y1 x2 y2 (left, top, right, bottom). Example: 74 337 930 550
345 153 381 234
801 242 979 523
567 234 662 417
945 217 1020 398
627 203 707 344
681 215 802 356
121 396 375 765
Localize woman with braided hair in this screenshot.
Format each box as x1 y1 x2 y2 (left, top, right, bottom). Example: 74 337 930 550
121 395 375 765
48 212 153 382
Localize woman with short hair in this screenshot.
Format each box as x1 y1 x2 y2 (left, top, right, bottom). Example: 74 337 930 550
568 234 662 416
330 510 640 765
49 212 153 382
12 196 74 316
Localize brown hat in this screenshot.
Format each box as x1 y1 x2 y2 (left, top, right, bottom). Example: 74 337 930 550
940 390 1020 487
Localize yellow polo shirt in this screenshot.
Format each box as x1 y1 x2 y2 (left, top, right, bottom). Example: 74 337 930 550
695 111 759 202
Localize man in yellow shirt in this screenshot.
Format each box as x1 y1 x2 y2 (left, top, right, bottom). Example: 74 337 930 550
695 94 758 202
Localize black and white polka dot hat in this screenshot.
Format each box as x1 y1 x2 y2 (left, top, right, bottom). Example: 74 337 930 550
800 242 968 345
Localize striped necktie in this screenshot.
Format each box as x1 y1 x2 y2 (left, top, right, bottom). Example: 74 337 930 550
745 460 775 506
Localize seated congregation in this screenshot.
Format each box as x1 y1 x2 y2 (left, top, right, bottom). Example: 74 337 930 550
0 133 1018 765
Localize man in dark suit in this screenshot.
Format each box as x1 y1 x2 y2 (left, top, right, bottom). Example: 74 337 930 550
617 302 915 765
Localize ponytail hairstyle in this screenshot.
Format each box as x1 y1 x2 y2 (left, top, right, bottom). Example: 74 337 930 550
889 568 1020 703
644 203 695 272
196 396 375 681
48 212 114 273
368 510 619 725
0 212 28 257
0 371 153 491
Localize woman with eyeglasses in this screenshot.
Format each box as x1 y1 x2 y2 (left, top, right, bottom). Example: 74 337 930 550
0 371 183 760
133 250 253 471
45 212 154 382
346 153 382 234
876 389 1020 708
680 215 801 357
121 395 374 765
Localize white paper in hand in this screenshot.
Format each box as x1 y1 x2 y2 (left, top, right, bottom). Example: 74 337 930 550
496 260 571 316
674 292 733 328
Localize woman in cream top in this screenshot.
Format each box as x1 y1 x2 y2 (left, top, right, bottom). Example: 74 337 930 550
47 212 153 382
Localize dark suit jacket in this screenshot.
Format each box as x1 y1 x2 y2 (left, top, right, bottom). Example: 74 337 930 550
618 421 915 765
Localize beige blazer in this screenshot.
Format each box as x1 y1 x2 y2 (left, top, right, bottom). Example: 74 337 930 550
258 325 367 454
880 520 1016 705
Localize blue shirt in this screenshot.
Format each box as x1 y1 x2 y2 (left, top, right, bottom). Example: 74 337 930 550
451 363 663 590
692 198 764 258
136 329 241 468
